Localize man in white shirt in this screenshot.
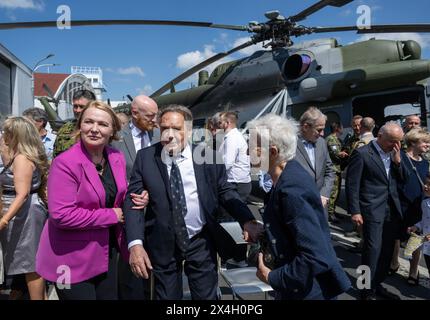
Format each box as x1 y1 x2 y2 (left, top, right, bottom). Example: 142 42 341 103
218 112 252 203
123 105 262 299
22 107 57 161
346 122 404 300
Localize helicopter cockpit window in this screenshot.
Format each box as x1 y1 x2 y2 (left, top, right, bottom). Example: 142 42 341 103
283 54 312 81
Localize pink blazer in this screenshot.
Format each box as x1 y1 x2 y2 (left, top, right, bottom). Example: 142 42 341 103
36 141 129 284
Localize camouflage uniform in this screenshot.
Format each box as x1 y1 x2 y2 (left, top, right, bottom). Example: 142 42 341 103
326 133 343 215
342 133 361 156
53 120 78 158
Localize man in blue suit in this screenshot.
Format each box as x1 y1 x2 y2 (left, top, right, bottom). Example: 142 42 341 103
346 122 404 300
123 105 262 300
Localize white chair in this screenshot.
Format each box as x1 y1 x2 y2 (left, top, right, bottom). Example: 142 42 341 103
218 221 273 300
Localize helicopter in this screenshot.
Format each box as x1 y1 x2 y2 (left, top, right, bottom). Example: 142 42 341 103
2 0 430 132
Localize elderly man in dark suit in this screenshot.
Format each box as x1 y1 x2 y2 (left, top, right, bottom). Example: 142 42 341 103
111 95 159 299
248 113 351 300
346 122 404 300
123 105 262 300
294 107 335 214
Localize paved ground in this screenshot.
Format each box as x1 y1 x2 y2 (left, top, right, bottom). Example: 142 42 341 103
1 186 429 300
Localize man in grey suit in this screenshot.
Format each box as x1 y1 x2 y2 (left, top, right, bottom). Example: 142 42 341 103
294 107 335 212
112 95 160 179
111 94 159 299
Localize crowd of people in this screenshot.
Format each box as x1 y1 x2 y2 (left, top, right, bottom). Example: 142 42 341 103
0 88 428 300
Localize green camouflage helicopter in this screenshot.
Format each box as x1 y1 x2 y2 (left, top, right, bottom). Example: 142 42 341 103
3 0 430 131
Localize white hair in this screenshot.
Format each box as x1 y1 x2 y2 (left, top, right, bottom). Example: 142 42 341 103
379 121 403 136
247 113 298 162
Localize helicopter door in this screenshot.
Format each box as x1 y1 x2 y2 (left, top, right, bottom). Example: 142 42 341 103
351 86 427 132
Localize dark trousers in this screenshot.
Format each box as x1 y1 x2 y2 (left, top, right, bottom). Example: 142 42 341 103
217 182 252 263
55 246 118 300
152 227 218 300
424 254 430 275
362 208 402 291
117 258 147 300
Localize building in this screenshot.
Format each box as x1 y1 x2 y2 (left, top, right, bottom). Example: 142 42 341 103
0 43 33 117
34 72 95 119
71 66 106 100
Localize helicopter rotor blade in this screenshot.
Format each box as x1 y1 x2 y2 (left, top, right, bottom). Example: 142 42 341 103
150 40 256 98
290 0 354 23
311 23 430 34
42 83 56 99
0 20 248 32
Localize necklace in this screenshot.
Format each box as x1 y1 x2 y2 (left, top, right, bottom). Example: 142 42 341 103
93 157 105 174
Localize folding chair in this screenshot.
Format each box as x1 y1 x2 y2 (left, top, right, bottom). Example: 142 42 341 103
218 221 273 300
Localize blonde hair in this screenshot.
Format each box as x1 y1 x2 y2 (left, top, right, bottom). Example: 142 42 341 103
75 101 122 143
2 116 49 204
404 128 430 147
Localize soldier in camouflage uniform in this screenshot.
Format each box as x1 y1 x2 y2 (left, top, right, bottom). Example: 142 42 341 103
53 89 96 158
326 122 349 223
342 115 363 237
342 115 363 163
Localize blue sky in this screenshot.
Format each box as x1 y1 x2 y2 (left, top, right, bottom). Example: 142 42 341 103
1 0 429 100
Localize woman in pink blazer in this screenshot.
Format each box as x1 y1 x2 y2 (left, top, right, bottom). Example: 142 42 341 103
36 101 147 300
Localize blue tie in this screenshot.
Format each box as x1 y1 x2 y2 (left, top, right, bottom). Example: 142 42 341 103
169 160 190 253
140 131 147 150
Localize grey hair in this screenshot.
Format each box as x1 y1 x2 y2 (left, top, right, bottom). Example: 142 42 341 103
247 113 298 162
158 104 193 130
299 106 327 126
379 121 403 136
22 107 48 127
360 117 375 132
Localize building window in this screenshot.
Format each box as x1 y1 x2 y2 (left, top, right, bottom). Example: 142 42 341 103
0 58 12 115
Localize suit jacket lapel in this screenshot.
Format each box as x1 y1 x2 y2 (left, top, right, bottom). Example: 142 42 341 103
106 147 127 206
192 146 211 215
81 162 105 207
122 125 137 160
315 138 323 177
297 139 316 173
369 142 389 181
76 141 105 207
154 144 172 203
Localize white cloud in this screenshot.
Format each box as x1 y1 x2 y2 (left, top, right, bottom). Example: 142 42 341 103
232 37 267 56
356 33 430 49
136 85 153 95
175 35 268 85
117 66 145 78
105 66 145 78
0 0 44 10
176 45 217 70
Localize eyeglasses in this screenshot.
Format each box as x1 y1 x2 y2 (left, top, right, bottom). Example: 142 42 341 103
73 104 86 109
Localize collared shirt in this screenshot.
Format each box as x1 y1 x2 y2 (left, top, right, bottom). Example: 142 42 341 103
359 132 375 143
218 128 251 183
372 140 391 177
163 144 206 238
41 131 57 161
130 121 151 152
128 144 205 250
302 139 316 170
